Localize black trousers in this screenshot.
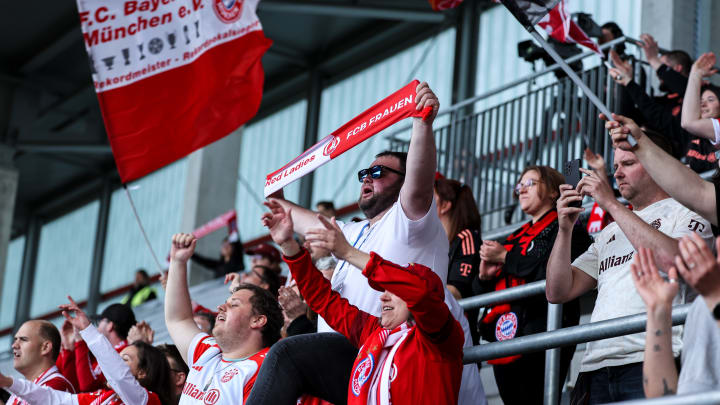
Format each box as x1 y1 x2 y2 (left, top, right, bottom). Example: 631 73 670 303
492 344 576 405
245 332 358 405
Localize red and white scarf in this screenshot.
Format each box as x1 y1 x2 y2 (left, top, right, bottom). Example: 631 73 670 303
349 322 412 405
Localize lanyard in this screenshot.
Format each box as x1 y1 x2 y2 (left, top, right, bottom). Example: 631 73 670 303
335 222 371 276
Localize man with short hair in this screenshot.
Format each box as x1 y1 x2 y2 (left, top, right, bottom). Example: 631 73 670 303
246 82 485 405
165 233 283 405
56 303 135 392
158 344 189 402
7 320 75 404
315 201 336 218
546 140 713 402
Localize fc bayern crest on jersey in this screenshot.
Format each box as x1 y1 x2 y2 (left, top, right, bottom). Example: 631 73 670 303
495 312 518 341
221 367 239 383
351 353 375 396
323 136 340 156
213 0 244 23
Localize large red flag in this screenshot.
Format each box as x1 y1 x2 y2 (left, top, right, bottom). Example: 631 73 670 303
76 0 272 183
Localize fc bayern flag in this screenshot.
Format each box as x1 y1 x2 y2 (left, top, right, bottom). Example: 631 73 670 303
498 0 562 27
537 0 602 56
76 0 272 183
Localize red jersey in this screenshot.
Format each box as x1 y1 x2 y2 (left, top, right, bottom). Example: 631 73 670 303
7 365 75 405
286 249 464 405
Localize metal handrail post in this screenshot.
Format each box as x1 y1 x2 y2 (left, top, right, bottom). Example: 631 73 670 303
544 303 562 405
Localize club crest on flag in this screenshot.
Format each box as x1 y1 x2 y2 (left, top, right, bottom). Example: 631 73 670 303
351 353 375 396
213 0 245 23
323 136 340 156
495 312 518 341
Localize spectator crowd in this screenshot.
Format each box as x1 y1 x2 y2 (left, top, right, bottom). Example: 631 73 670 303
4 25 720 405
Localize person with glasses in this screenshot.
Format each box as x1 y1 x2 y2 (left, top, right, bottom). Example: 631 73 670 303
473 165 592 405
246 82 485 405
157 344 188 404
547 124 714 403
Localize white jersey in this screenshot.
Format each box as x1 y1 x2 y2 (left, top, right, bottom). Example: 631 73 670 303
180 333 268 405
572 198 713 372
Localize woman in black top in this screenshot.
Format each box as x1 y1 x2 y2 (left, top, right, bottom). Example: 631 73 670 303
473 165 592 405
434 175 482 345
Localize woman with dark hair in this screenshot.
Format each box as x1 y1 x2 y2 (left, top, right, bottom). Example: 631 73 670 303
473 165 592 405
434 176 482 300
434 176 482 345
191 235 245 278
0 297 175 405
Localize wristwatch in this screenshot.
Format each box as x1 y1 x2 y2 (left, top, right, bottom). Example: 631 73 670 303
714 302 720 320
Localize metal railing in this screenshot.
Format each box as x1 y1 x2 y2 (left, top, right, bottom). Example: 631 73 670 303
458 278 692 405
388 36 655 231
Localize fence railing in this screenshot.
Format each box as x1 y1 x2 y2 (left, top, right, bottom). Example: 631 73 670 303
388 36 654 231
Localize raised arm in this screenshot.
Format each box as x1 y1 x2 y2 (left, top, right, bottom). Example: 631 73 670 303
0 374 74 405
681 52 718 140
269 198 322 236
263 200 368 344
399 82 440 220
605 113 717 226
165 233 202 363
59 296 149 405
546 185 597 303
631 248 679 397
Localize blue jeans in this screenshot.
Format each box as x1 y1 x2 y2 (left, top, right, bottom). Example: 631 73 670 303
245 332 358 405
587 362 644 404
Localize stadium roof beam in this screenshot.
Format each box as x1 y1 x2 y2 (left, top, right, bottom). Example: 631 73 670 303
258 1 446 23
16 141 112 154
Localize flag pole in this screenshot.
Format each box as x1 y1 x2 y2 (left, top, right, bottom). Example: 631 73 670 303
526 28 637 146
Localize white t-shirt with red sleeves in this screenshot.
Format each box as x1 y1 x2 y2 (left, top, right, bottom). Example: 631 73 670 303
572 198 713 372
7 365 76 405
180 333 268 405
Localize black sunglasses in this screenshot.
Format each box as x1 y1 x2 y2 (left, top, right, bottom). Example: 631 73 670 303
357 165 405 182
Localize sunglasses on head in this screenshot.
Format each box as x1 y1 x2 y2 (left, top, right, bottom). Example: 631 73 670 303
357 165 405 182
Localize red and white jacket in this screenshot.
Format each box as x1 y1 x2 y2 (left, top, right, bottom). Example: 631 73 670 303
285 249 464 405
6 365 76 405
7 326 160 405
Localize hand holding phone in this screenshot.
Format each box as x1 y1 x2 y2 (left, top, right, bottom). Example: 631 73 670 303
564 159 582 208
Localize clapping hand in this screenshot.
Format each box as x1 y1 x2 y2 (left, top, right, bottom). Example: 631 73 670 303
631 247 679 310
479 240 506 264
305 215 353 261
691 52 718 79
128 321 155 344
674 233 720 301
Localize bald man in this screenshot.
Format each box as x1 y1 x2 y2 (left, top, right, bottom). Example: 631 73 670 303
6 320 75 404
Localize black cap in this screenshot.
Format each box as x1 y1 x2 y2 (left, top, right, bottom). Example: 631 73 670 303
100 303 136 340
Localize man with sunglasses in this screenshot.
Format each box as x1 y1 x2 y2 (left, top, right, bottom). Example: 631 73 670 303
246 82 485 405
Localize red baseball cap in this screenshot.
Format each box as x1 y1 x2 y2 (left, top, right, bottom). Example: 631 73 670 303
246 243 281 263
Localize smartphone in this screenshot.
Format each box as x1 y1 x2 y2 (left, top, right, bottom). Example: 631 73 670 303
603 61 614 70
563 159 582 208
